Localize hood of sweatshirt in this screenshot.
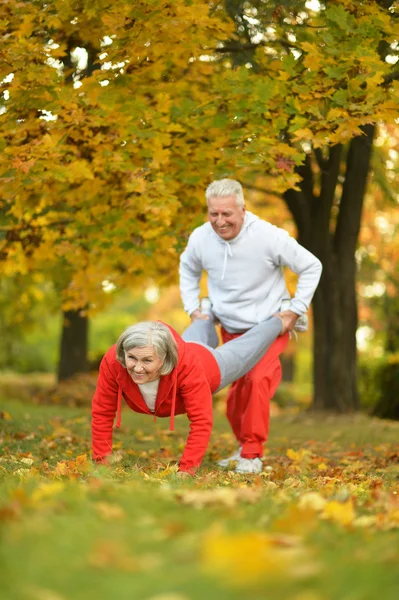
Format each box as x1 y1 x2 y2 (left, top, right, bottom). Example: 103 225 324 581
209 211 259 280
112 322 186 431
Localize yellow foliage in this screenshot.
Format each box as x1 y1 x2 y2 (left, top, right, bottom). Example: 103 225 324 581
1 0 398 310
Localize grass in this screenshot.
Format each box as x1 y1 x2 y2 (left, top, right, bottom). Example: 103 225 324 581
0 392 399 600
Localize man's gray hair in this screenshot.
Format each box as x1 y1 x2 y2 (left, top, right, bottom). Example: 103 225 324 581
205 179 245 208
116 321 178 375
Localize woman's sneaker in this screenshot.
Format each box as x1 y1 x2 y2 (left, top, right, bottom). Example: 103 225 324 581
294 314 308 332
217 447 242 467
280 299 308 333
200 297 213 316
235 457 263 474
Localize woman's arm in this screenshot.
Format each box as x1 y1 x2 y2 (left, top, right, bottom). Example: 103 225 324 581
91 356 118 463
177 365 213 475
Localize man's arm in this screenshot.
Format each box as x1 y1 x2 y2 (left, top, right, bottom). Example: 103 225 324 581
179 232 207 321
275 230 322 311
271 226 322 328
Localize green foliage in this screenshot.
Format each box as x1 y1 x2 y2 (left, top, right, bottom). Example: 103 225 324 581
0 275 60 372
0 289 153 373
88 290 151 362
359 353 399 416
372 354 399 419
358 356 385 410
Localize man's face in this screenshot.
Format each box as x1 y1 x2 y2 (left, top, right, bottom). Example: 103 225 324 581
207 195 246 241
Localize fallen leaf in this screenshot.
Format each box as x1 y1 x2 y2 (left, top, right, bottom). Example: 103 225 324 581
95 502 125 520
322 499 355 526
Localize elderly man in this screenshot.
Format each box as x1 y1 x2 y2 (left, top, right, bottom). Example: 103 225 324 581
179 178 322 474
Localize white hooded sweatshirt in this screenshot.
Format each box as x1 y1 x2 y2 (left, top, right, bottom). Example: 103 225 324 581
179 211 322 333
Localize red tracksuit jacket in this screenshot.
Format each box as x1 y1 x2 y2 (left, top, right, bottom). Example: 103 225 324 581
91 323 221 474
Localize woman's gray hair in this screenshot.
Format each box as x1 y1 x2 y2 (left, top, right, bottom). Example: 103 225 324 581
205 179 245 208
116 321 178 375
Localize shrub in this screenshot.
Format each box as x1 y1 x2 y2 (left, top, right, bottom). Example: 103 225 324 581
359 353 399 419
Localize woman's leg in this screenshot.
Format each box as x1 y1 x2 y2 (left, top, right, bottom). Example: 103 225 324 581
214 316 282 392
181 316 219 348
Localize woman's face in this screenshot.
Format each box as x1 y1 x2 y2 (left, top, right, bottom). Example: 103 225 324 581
124 345 164 384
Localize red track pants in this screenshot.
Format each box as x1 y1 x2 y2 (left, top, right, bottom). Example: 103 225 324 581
221 328 289 458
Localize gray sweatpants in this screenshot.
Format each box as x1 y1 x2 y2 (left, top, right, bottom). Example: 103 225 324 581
182 316 283 393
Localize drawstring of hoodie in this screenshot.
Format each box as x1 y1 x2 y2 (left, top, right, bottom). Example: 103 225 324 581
169 377 178 431
116 385 122 428
221 242 233 280
115 378 178 431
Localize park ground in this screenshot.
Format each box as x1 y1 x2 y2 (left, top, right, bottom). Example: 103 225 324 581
0 376 399 600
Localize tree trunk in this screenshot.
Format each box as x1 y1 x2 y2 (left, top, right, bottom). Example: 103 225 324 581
55 44 99 384
284 125 376 411
57 310 89 382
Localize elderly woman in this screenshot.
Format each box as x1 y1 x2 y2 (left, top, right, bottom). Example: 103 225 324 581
92 313 288 475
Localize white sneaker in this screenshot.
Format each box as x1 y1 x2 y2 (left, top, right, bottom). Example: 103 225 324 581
280 299 308 333
200 297 212 316
217 447 242 467
235 457 263 474
294 314 308 332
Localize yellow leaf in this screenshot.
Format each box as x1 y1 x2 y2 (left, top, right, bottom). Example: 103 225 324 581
323 499 355 526
201 528 314 585
53 461 70 476
301 42 318 54
298 492 327 512
304 54 322 71
69 160 95 181
291 128 314 141
278 71 291 81
31 482 65 504
286 448 311 463
151 147 171 168
95 502 125 520
317 462 328 471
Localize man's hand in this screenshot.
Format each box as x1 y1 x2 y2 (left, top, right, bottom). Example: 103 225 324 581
190 309 209 322
275 310 299 335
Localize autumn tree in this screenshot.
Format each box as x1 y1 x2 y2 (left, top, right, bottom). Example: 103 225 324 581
1 0 398 408
201 0 399 412
0 0 233 379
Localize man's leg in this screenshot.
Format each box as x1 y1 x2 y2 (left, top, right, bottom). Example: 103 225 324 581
221 328 288 461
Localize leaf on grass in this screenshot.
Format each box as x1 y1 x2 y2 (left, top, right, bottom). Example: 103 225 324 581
286 449 311 463
273 505 319 536
201 527 318 585
176 487 262 509
322 499 355 526
31 482 65 504
0 411 12 420
14 468 31 478
298 492 327 512
95 502 125 520
20 457 34 466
